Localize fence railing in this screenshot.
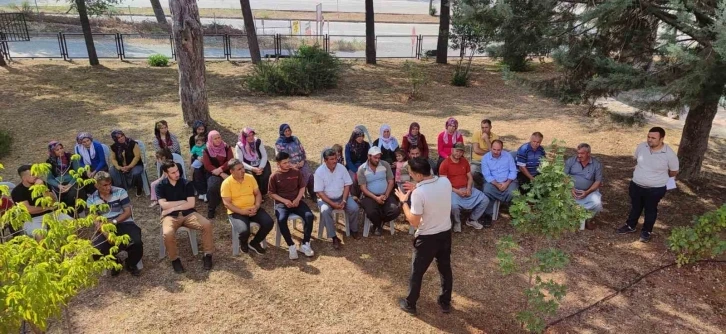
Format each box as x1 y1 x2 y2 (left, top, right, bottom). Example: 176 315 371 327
3 32 491 61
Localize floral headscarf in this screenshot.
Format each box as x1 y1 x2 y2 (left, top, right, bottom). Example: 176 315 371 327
442 117 462 144
237 127 259 163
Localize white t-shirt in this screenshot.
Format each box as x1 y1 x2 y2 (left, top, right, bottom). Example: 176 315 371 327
632 143 679 188
410 176 453 237
313 163 353 199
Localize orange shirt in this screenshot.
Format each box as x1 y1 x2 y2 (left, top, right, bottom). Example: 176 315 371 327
439 157 470 189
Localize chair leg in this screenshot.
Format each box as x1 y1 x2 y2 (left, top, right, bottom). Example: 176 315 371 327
187 229 199 256
363 217 371 238
230 221 240 256
137 259 144 270
275 221 282 248
409 225 415 235
492 201 501 221
317 219 325 239
579 219 586 231
158 230 166 259
344 213 351 237
389 221 395 235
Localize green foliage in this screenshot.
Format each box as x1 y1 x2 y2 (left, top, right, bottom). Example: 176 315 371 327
450 0 499 57
403 60 428 99
0 162 128 332
668 205 726 266
68 0 123 16
334 39 365 52
451 58 471 86
147 54 169 67
0 130 11 159
245 45 341 96
609 111 647 127
429 6 437 16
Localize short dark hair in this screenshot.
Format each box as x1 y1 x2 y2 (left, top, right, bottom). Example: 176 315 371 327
275 151 290 162
649 127 666 138
160 160 178 173
481 119 492 126
155 148 173 161
409 145 420 152
228 158 244 170
195 134 206 143
322 149 337 160
408 157 431 176
17 164 31 176
491 139 503 148
532 132 544 139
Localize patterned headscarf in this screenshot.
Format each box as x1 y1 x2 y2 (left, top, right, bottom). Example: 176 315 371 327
406 122 421 147
277 123 294 144
206 130 228 158
110 129 132 157
346 129 367 155
377 124 399 151
237 127 259 163
75 132 95 165
192 120 207 135
48 141 70 172
442 117 462 144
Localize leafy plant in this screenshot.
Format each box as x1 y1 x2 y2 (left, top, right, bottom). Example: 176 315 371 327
403 60 428 99
147 54 170 67
668 204 726 266
429 6 437 16
496 140 591 333
451 58 471 86
0 161 128 333
0 130 11 159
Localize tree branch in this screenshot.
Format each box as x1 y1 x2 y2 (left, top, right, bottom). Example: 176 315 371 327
639 0 711 46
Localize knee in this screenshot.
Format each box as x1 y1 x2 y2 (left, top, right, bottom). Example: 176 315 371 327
304 211 315 222
162 229 176 242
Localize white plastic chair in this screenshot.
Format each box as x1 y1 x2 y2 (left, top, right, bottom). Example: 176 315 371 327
273 201 304 247
136 141 152 196
579 219 586 231
363 215 396 237
158 226 199 259
229 217 269 256
317 209 349 239
492 200 501 221
156 153 188 180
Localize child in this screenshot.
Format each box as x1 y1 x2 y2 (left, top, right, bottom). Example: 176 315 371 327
393 148 408 183
332 144 344 165
150 149 182 207
190 134 208 202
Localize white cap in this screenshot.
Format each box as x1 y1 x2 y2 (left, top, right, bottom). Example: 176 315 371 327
368 146 382 156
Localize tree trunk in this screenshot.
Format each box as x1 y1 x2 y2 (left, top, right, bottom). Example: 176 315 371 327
435 0 449 64
365 0 376 64
75 0 98 66
429 0 434 15
0 42 7 67
169 0 210 126
677 97 720 180
149 0 168 26
240 0 261 64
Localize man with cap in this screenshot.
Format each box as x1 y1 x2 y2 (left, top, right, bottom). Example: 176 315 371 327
358 146 401 236
438 142 489 232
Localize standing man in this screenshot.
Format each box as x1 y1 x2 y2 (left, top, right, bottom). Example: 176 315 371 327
222 159 274 255
358 146 401 236
314 149 361 249
439 142 489 232
565 143 603 230
156 161 214 273
269 152 315 259
395 157 453 315
516 132 546 191
471 119 499 189
617 127 678 242
480 140 518 227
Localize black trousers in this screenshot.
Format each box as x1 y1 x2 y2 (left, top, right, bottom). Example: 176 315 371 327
248 163 272 197
192 167 208 195
406 229 453 307
230 209 274 245
92 222 144 268
274 201 314 246
206 175 224 215
625 181 667 233
360 195 401 229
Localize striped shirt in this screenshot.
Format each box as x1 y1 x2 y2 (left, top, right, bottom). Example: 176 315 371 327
87 186 134 223
516 143 546 177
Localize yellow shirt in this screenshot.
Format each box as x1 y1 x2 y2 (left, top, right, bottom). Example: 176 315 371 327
471 130 499 161
220 174 258 214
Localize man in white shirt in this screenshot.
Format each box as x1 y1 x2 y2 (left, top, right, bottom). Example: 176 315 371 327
617 127 679 242
314 149 361 249
394 157 453 315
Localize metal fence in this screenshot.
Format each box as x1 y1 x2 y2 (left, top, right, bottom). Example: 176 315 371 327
3 32 489 61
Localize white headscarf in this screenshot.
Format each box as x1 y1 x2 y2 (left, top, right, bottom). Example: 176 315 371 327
377 124 399 151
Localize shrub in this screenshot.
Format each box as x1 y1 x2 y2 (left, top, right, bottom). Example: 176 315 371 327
668 204 726 266
147 54 169 67
451 59 471 87
0 130 11 159
429 6 437 16
403 61 428 99
245 45 341 96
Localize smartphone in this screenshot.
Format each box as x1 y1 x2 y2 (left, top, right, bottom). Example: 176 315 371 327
397 182 407 194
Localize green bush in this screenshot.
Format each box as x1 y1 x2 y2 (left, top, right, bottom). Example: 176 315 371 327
403 60 428 99
147 54 169 67
0 130 11 159
668 204 726 266
245 45 341 96
451 59 470 87
429 6 437 16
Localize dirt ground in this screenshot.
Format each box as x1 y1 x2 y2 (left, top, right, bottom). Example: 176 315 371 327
1 59 724 334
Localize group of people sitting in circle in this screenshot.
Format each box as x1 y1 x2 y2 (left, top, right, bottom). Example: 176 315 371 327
3 117 609 276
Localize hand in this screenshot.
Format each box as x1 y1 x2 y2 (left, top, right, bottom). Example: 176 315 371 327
402 182 416 192
94 220 102 231
576 190 587 200
298 161 305 168
336 201 346 210
497 183 506 191
375 195 385 205
394 187 411 203
88 171 96 178
220 173 229 179
212 167 222 175
571 188 579 198
481 132 490 141
33 178 44 186
291 198 300 207
253 167 262 175
284 199 294 208
160 208 173 216
464 188 472 197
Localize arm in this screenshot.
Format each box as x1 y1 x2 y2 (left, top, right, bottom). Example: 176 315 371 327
402 137 410 152
384 163 395 197
437 133 445 157
110 149 122 170
92 142 107 172
258 141 268 169
344 147 354 172
473 142 487 156
220 147 234 173
45 169 61 189
466 173 473 193
253 187 262 209
158 198 193 210
420 135 429 158
171 134 181 154
222 197 248 215
316 191 338 208
202 151 217 173
401 202 422 227
112 205 133 223
482 158 495 184
152 138 161 151
128 144 142 168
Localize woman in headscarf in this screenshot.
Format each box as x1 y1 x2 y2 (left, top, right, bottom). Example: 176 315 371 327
203 130 234 218
47 141 86 211
437 117 464 172
109 129 145 196
275 124 316 201
189 120 208 152
401 122 429 159
153 120 181 155
372 124 399 166
74 132 108 178
235 127 271 197
344 128 370 174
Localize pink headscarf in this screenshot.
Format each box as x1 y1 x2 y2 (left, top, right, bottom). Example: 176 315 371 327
206 130 228 158
237 127 259 163
442 117 462 144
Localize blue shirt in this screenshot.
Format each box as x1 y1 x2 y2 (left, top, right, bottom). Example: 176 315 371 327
357 161 393 196
75 141 108 173
516 143 546 177
86 186 134 223
482 151 518 183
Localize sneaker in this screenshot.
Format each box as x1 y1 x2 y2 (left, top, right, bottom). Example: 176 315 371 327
171 258 185 273
398 298 417 315
289 244 299 260
203 254 213 270
301 242 314 257
203 194 208 202
115 250 128 262
332 237 341 250
110 268 122 277
126 263 141 277
198 194 205 200
437 300 452 314
207 211 215 219
239 238 249 254
249 242 266 255
616 224 636 234
639 231 651 243
466 220 484 230
136 187 143 197
351 231 361 240
480 215 493 228
453 222 462 233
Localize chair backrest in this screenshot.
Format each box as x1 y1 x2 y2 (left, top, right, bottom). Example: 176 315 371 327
101 144 112 167
136 141 147 165
172 153 188 180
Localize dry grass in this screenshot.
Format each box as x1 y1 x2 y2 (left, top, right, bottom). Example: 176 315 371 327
1 59 724 334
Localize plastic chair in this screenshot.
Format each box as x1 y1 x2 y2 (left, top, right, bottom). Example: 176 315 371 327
158 226 199 259
579 219 586 231
273 201 304 247
136 141 152 196
155 153 188 180
492 200 501 221
229 217 269 256
317 209 349 239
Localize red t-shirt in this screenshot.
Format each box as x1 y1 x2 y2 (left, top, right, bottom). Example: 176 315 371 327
269 169 305 202
439 157 470 189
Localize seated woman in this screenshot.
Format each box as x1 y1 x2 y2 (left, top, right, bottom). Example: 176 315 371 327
149 148 184 207
235 127 271 198
189 120 208 153
275 124 316 201
203 130 234 218
344 128 370 198
46 141 87 212
401 122 429 159
437 117 464 173
153 120 182 155
372 124 399 166
109 130 145 197
75 132 108 178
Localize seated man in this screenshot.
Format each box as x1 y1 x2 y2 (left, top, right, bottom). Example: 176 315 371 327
439 143 489 232
268 152 315 259
358 146 401 236
11 165 71 240
156 161 214 273
87 171 144 276
471 119 499 189
314 148 361 249
399 146 435 182
516 132 546 192
222 159 273 255
565 143 603 229
481 140 518 227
